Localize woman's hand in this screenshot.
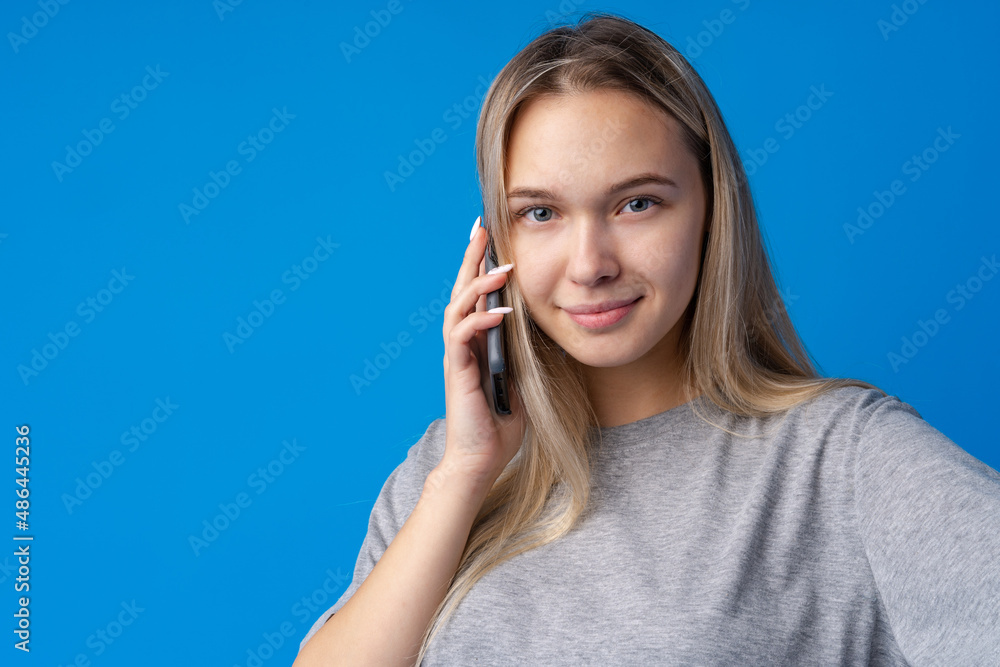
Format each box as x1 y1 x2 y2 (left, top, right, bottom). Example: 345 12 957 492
438 218 527 490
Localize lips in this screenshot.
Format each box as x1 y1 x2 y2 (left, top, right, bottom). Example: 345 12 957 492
562 297 640 315
564 297 640 329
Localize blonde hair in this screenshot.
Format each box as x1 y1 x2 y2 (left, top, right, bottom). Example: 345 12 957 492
412 11 884 664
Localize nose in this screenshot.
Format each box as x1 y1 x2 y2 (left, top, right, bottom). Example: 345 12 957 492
564 216 620 287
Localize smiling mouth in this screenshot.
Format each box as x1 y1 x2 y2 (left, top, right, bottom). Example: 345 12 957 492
564 297 641 329
562 297 641 315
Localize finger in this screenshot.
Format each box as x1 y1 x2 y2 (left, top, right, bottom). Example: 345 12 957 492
446 310 508 384
451 218 486 304
443 220 488 343
443 354 449 396
476 255 487 312
443 269 509 339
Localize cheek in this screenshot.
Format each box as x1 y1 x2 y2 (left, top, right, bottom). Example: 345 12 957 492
510 241 554 303
633 237 700 293
514 263 554 309
633 235 679 270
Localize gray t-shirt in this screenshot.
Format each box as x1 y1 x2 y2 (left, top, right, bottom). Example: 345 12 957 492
299 386 1000 665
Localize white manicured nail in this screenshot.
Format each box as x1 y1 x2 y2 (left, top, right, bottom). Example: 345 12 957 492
488 307 513 314
487 263 513 275
470 216 481 241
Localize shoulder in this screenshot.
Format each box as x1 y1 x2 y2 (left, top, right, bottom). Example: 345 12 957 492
796 384 998 484
393 417 448 488
788 383 924 441
408 417 448 467
365 417 448 527
749 384 935 467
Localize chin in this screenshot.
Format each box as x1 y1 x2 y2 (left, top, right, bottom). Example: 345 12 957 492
562 342 643 368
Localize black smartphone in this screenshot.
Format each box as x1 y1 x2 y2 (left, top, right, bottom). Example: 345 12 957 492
483 213 512 415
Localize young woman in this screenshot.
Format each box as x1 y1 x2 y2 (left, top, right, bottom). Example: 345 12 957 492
295 13 1000 666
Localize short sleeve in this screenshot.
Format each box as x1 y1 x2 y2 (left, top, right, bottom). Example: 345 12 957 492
851 392 1000 664
298 418 447 654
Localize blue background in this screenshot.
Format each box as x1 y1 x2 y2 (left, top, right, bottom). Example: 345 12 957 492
2 0 997 664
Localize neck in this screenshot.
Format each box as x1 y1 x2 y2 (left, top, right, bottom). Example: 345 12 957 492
580 329 695 428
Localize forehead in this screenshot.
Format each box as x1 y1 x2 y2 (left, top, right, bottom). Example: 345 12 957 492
505 90 693 188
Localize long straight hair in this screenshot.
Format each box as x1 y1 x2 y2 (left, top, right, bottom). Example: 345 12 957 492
412 12 884 664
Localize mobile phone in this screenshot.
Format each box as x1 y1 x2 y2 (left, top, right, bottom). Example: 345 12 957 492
483 213 512 415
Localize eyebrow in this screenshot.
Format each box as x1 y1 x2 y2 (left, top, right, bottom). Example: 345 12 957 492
506 172 680 200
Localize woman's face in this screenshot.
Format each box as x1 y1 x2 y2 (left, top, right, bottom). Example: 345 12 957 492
506 89 708 369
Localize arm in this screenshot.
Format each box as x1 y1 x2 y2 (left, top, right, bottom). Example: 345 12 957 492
852 393 1000 664
293 460 494 667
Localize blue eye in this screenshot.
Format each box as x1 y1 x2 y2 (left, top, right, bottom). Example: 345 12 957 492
521 207 553 223
622 197 658 213
514 196 662 224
